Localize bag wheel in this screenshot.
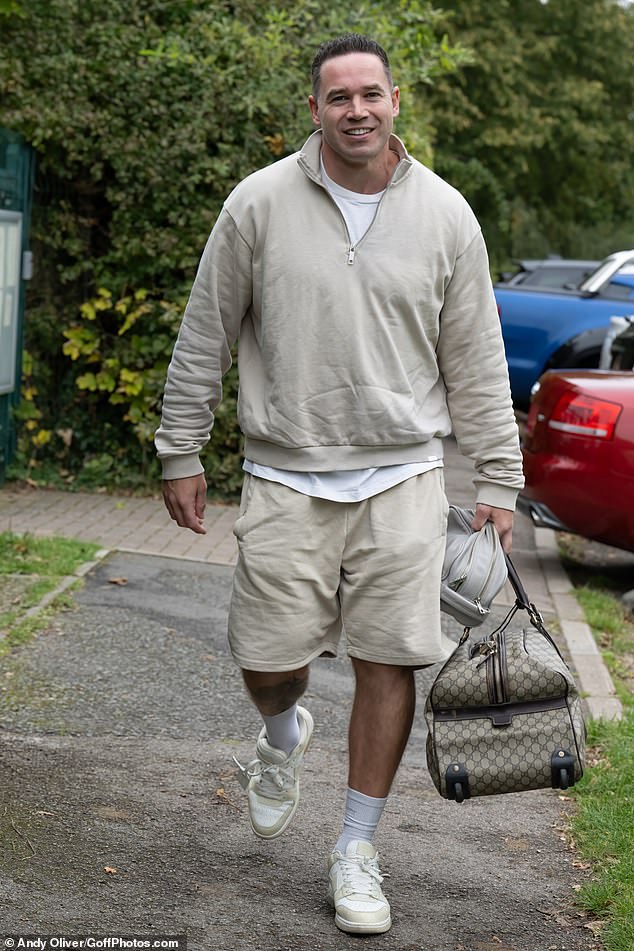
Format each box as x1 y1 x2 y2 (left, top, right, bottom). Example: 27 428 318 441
445 763 471 802
551 750 575 790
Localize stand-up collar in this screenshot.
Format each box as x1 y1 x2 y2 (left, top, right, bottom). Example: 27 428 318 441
297 130 413 188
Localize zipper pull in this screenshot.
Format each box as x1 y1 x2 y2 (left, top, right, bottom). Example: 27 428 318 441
472 634 498 667
347 247 356 265
449 573 467 592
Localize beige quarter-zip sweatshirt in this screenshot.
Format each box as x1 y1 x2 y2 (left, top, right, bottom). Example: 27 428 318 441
155 131 523 509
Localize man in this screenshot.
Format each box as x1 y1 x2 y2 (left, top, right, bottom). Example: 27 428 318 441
156 33 523 935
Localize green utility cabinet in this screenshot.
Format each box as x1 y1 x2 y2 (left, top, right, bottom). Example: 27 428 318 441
0 130 34 484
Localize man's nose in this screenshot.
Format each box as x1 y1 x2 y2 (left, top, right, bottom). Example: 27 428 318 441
347 96 369 118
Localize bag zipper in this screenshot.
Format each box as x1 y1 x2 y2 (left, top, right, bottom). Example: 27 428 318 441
485 632 509 704
495 631 509 703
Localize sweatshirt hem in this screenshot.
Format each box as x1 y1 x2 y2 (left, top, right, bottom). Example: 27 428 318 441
243 437 445 471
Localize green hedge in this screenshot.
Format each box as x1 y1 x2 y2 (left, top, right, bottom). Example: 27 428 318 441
0 0 466 495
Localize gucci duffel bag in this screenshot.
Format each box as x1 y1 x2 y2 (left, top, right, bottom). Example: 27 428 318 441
425 557 586 802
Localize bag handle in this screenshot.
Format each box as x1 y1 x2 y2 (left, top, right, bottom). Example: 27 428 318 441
505 555 532 611
503 554 566 659
458 552 566 665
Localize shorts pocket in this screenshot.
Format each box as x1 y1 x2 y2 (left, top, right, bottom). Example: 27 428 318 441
232 474 257 541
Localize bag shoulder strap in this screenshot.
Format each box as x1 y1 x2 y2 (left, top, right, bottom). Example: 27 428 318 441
504 554 566 660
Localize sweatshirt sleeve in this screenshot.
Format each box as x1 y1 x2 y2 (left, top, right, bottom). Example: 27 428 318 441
154 209 252 479
436 229 524 510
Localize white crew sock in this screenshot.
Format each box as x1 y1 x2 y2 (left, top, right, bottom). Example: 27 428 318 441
334 787 388 854
262 704 300 755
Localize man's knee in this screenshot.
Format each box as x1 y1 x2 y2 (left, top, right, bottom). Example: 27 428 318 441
241 666 309 715
352 657 413 684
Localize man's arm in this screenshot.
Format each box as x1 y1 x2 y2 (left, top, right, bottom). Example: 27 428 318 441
437 228 524 513
156 209 253 528
156 210 251 472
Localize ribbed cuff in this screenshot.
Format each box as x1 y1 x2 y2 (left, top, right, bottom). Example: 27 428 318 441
160 453 204 481
474 483 520 511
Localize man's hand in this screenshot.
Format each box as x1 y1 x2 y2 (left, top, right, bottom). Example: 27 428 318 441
471 503 513 554
162 473 208 535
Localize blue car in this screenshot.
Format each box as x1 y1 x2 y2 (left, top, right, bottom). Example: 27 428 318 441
497 258 599 289
494 250 634 407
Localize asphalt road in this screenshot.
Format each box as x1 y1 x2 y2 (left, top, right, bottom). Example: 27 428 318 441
0 550 600 951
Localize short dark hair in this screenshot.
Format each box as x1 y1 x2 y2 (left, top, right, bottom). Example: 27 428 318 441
311 34 392 98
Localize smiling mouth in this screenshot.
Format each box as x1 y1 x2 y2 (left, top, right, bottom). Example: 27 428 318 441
344 128 373 136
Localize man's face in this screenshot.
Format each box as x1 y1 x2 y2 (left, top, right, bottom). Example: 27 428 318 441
308 52 400 169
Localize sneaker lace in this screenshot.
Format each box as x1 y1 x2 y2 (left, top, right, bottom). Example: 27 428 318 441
339 855 386 896
232 754 297 797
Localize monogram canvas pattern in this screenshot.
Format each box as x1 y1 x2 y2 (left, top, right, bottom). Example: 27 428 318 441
429 638 491 707
506 628 573 700
426 702 584 797
429 627 574 708
425 613 586 800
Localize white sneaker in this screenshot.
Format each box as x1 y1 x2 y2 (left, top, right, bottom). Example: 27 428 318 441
233 706 314 839
327 839 392 934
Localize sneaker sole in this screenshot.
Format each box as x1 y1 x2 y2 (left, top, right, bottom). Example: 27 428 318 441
327 886 391 934
333 912 392 935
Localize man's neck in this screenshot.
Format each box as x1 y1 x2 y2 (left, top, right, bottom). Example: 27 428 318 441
320 143 399 194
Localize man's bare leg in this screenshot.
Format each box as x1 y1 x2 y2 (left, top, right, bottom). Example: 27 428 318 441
327 658 411 935
242 665 309 715
348 658 416 797
236 665 313 840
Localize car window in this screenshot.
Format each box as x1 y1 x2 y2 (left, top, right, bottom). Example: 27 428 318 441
599 279 634 301
521 267 593 288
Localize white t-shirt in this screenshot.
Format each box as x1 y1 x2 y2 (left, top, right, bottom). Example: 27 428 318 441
243 158 443 501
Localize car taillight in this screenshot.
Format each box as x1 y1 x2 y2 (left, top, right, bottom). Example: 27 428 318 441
524 381 542 440
548 391 622 439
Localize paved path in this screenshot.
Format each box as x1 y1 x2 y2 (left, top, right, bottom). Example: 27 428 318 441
0 484 240 565
0 549 600 951
0 438 619 947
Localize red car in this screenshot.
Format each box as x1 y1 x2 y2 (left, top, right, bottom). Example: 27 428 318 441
519 370 634 552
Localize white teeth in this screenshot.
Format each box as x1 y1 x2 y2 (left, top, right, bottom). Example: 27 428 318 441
345 128 372 136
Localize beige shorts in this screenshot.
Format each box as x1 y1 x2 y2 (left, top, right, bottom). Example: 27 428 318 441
227 469 455 672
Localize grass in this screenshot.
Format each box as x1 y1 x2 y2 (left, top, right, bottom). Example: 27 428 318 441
568 580 634 951
0 532 99 654
575 587 634 698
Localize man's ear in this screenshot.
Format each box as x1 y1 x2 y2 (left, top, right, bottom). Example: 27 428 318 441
308 95 321 127
392 86 400 119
